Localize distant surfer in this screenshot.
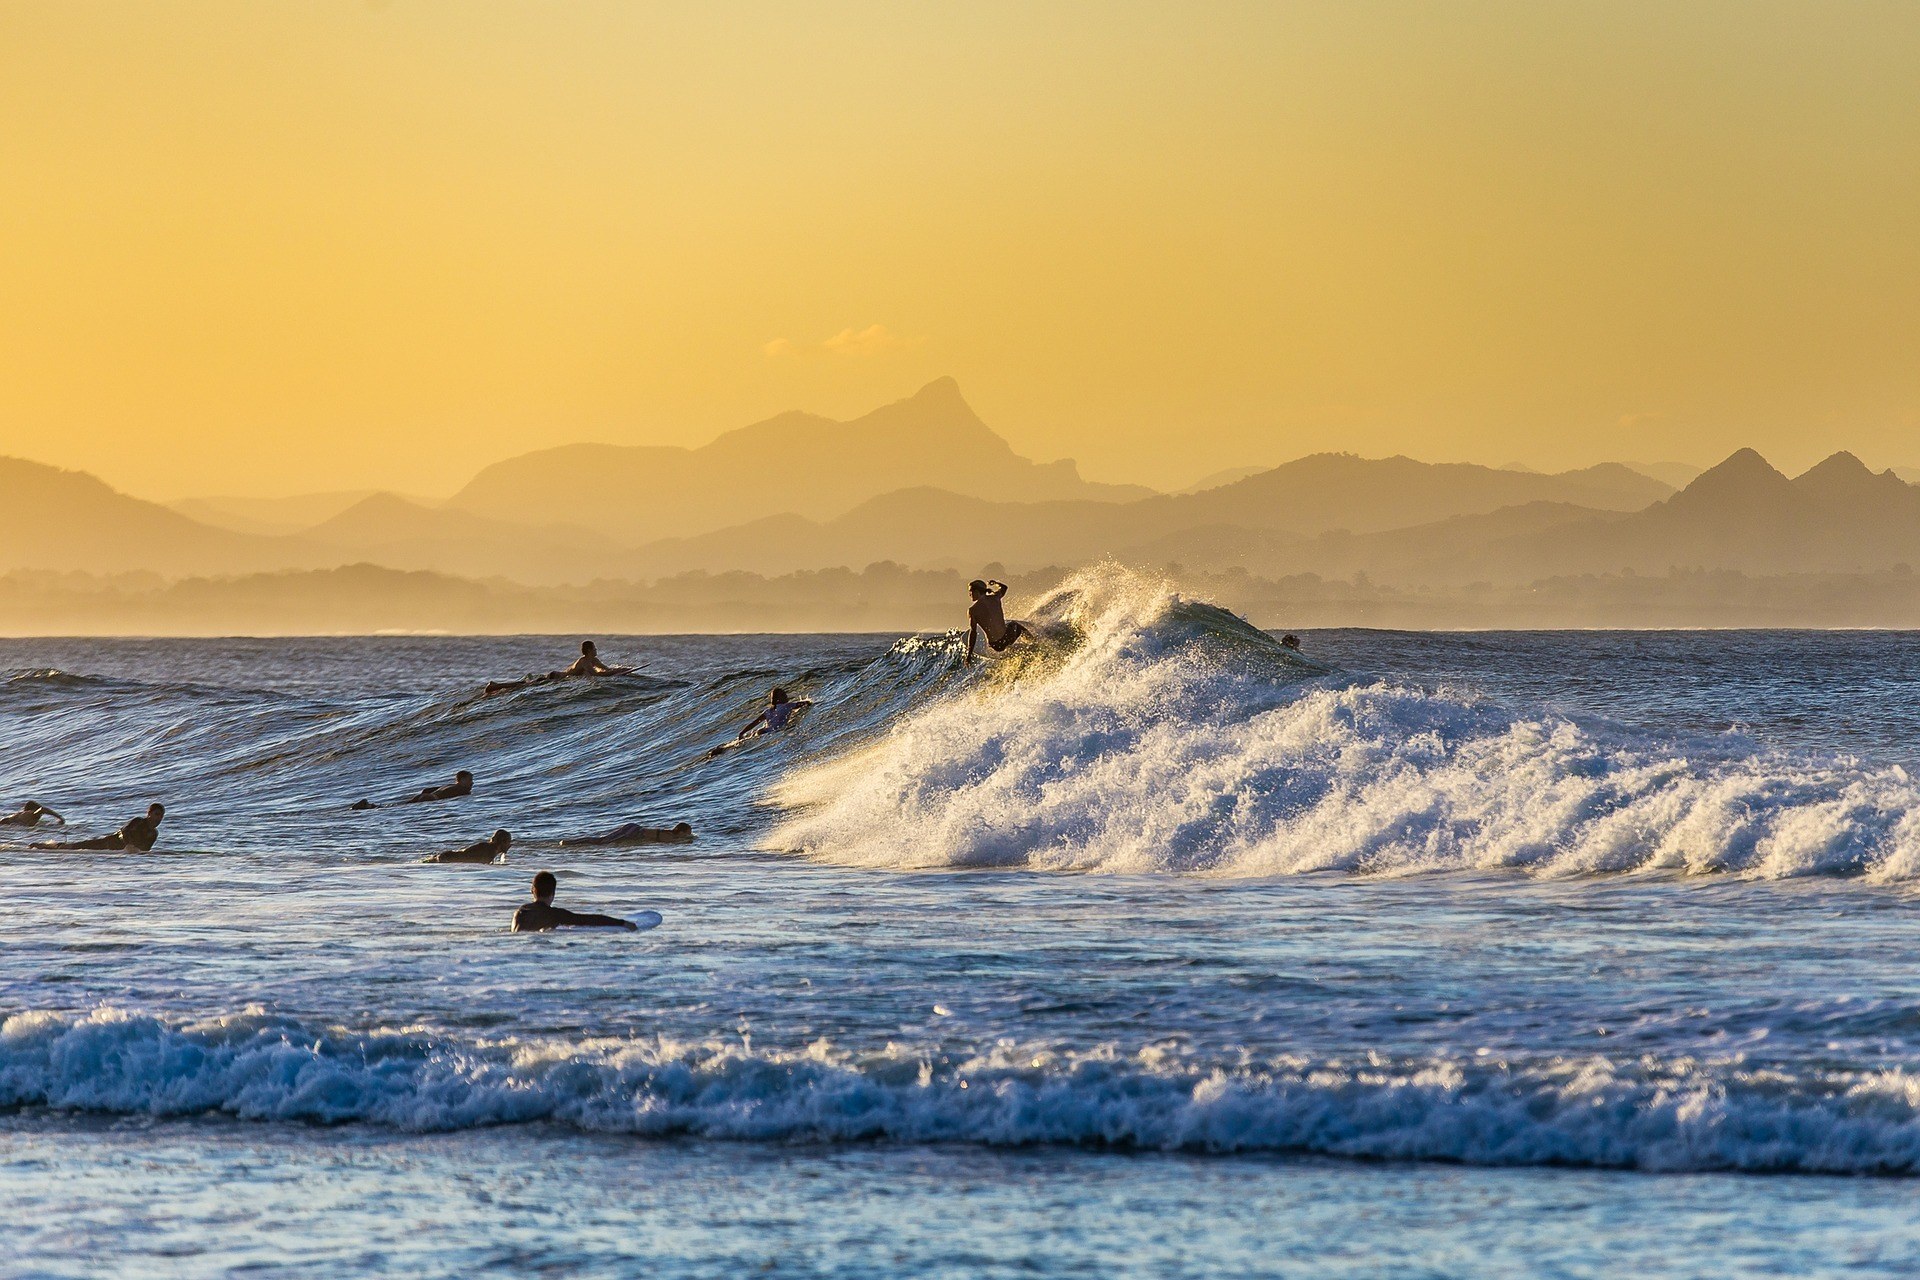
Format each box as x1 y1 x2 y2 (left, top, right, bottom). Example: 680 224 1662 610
486 641 638 696
708 688 812 756
353 770 473 809
964 578 1031 665
512 870 642 932
38 802 164 852
425 829 511 864
1 800 65 828
1281 634 1302 651
561 820 694 847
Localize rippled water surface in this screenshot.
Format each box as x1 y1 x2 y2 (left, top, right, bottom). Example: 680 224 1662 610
7 575 1920 1277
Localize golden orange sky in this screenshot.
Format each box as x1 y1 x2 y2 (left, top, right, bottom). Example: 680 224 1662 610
2 1 1916 499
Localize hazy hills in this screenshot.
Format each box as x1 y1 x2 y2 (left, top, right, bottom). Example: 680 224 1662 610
9 376 1920 630
446 377 1150 543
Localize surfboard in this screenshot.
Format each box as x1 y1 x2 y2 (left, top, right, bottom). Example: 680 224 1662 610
632 910 663 931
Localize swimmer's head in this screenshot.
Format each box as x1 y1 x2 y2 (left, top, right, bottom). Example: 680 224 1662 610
455 770 473 785
581 640 596 656
770 687 789 704
493 829 512 850
532 870 556 902
148 803 165 820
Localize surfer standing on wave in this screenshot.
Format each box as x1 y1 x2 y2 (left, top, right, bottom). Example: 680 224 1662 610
964 578 1031 665
512 870 642 932
1 800 65 828
38 803 164 852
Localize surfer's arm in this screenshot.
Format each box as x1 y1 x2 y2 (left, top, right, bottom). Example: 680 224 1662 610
556 908 639 930
737 711 768 739
43 808 65 825
987 580 1007 598
965 619 980 664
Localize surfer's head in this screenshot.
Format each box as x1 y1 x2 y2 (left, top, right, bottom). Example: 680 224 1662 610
23 801 43 814
968 579 988 598
492 829 512 850
455 770 473 786
674 822 692 836
532 870 556 903
770 687 789 704
580 640 596 656
147 803 165 821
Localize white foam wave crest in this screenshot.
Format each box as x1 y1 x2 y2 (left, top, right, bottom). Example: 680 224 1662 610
8 1006 1920 1173
772 566 1920 879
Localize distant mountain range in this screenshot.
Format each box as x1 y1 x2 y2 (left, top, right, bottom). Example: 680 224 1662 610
8 380 1920 627
445 377 1150 542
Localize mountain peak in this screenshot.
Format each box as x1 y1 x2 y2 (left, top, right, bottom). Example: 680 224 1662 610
1793 450 1915 505
1795 451 1877 485
1658 448 1794 516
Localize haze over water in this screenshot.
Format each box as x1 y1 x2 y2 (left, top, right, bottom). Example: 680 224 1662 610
8 573 1920 1276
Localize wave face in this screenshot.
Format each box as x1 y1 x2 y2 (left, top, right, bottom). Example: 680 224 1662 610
9 1005 1920 1174
774 567 1920 879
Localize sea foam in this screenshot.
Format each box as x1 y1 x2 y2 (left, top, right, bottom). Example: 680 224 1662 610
8 1006 1920 1173
771 567 1920 880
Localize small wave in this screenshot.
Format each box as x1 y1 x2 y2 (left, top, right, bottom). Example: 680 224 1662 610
772 566 1920 881
7 1006 1920 1174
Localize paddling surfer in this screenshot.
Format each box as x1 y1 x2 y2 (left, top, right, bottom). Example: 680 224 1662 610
560 821 694 847
39 803 164 852
707 688 812 756
512 870 641 932
425 829 511 864
353 770 473 809
486 641 637 696
0 800 65 828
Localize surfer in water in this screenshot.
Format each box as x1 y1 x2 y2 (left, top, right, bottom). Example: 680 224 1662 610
486 641 637 696
964 578 1031 665
512 870 642 932
353 770 473 809
561 820 694 847
425 829 511 864
38 803 164 852
708 688 812 756
0 800 65 828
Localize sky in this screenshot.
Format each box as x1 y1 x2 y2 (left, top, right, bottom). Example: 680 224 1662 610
2 1 1916 499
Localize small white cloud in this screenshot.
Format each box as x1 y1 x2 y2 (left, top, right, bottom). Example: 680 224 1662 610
763 324 923 360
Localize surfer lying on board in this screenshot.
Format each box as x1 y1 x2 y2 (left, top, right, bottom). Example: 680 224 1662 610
353 770 473 809
964 578 1031 665
38 803 164 852
560 821 694 847
425 829 511 864
707 688 812 756
485 641 638 696
1 800 65 828
512 870 641 932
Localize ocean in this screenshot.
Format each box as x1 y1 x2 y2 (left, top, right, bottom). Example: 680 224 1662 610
6 567 1920 1277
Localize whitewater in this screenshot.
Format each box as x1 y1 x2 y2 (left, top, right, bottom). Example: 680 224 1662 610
7 569 1920 1276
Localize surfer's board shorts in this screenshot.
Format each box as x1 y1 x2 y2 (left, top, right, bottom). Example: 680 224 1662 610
988 621 1031 652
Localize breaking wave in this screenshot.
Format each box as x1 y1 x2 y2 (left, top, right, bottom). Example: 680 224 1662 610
773 567 1920 880
7 1005 1920 1174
